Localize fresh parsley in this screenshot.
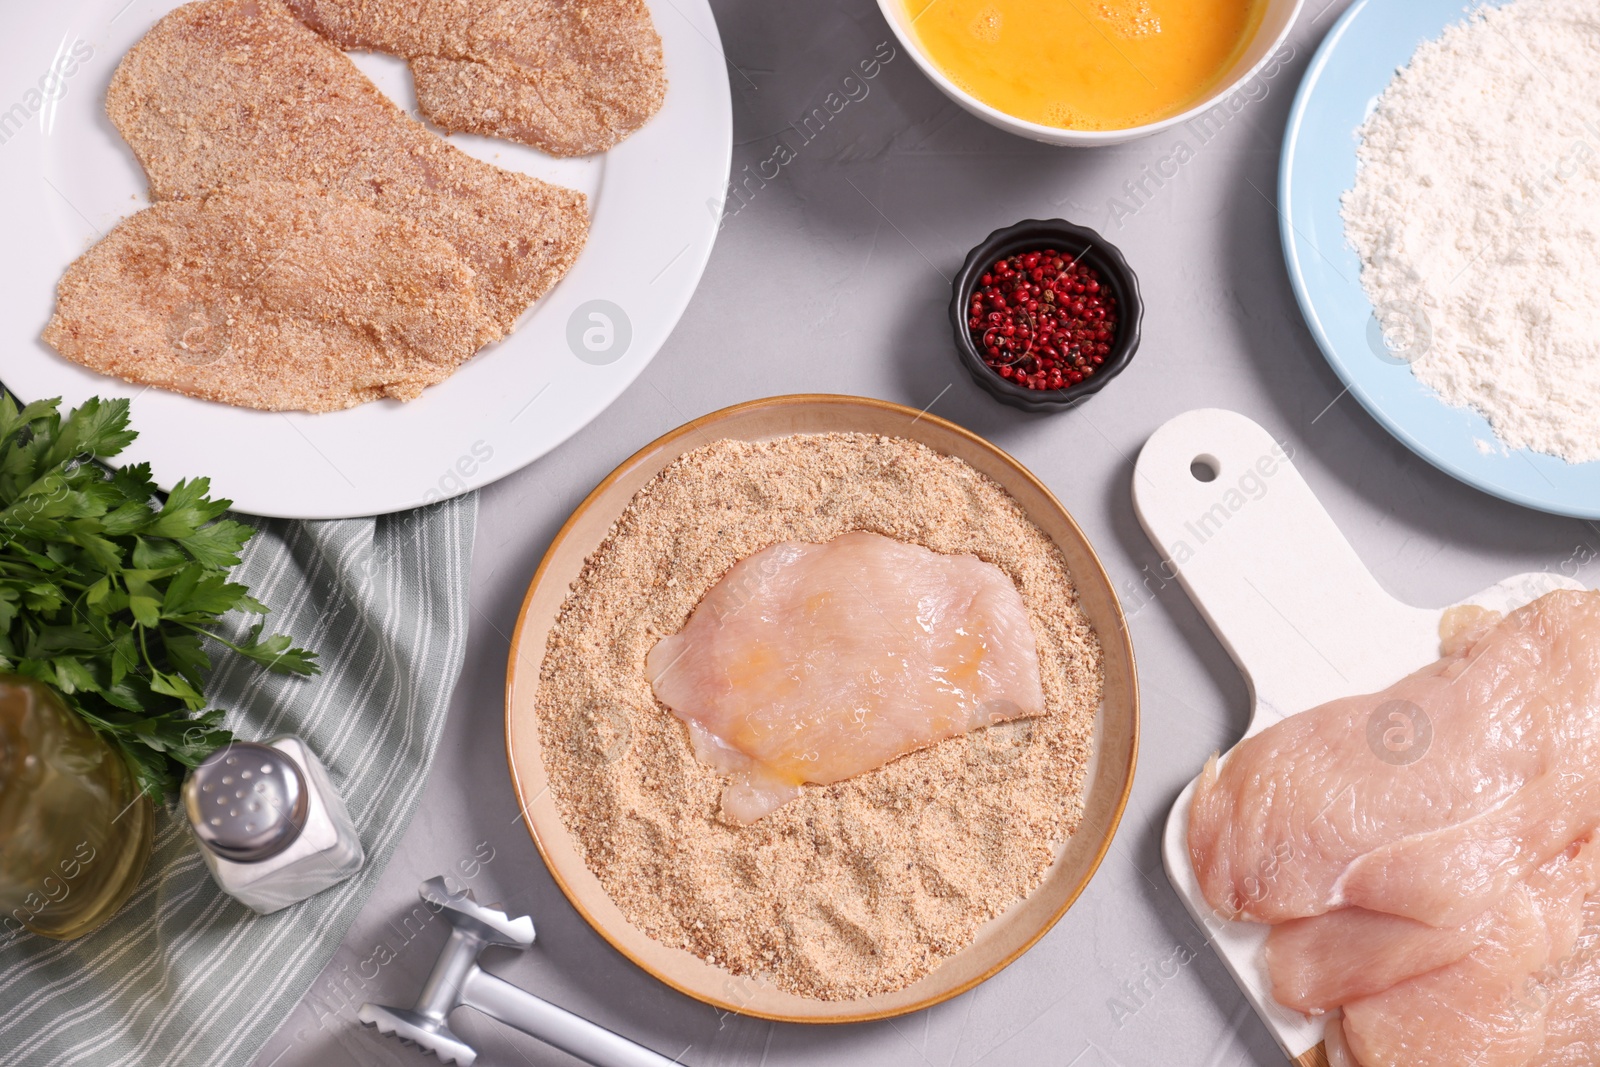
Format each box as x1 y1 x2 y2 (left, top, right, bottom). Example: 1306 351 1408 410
0 394 319 798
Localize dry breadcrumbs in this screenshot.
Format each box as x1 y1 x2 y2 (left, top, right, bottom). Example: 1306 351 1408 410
535 432 1103 1000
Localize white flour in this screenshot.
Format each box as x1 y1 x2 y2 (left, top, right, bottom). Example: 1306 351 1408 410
1342 0 1600 462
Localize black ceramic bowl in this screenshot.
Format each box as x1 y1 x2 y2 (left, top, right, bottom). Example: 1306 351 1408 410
951 219 1142 413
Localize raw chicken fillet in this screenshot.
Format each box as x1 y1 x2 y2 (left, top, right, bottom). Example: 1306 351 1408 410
1190 590 1600 928
1266 895 1498 1015
1338 838 1600 1067
1190 589 1600 1067
646 532 1046 823
1530 899 1600 1066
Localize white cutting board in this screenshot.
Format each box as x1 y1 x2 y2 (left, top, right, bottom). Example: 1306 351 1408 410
1131 409 1582 1065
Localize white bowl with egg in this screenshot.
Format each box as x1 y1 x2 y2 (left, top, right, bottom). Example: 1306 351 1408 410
876 0 1304 146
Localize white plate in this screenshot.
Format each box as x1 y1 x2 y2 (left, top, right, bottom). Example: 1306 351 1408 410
0 0 731 518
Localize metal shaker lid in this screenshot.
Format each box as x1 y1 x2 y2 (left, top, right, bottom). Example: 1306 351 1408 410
183 742 308 863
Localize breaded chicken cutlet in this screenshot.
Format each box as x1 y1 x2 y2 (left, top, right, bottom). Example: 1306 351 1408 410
105 0 588 340
43 183 494 412
289 0 666 157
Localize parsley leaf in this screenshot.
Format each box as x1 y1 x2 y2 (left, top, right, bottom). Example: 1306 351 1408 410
0 394 320 797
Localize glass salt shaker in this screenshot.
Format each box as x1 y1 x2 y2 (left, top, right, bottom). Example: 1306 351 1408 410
181 736 364 914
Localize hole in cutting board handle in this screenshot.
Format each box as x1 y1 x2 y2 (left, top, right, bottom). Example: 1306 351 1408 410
1190 455 1219 483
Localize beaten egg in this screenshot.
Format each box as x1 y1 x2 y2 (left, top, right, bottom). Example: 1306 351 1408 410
900 0 1268 131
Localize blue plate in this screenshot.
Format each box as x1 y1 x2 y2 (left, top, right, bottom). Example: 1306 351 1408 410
1280 0 1600 518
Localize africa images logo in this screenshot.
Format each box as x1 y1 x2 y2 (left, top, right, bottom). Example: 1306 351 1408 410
566 300 632 366
1366 698 1432 766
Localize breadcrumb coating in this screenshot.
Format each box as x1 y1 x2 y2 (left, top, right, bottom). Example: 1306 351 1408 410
43 183 493 412
107 0 588 338
290 0 666 156
536 434 1104 999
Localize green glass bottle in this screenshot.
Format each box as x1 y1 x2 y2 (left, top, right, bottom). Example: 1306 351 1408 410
0 675 154 940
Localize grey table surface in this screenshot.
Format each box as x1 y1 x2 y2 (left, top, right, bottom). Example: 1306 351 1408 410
251 1 1600 1064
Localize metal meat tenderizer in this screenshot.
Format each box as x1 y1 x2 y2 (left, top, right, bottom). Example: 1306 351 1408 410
359 877 684 1066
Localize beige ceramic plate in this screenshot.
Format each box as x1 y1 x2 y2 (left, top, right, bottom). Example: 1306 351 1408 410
504 394 1139 1023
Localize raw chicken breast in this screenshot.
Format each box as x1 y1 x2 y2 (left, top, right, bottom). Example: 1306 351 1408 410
1342 916 1549 1067
1268 843 1598 1015
646 532 1046 823
1266 902 1496 1015
1530 900 1600 1066
1339 839 1600 1067
1190 590 1600 927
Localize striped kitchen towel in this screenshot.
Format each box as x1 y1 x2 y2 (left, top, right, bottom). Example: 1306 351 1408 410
0 495 477 1067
